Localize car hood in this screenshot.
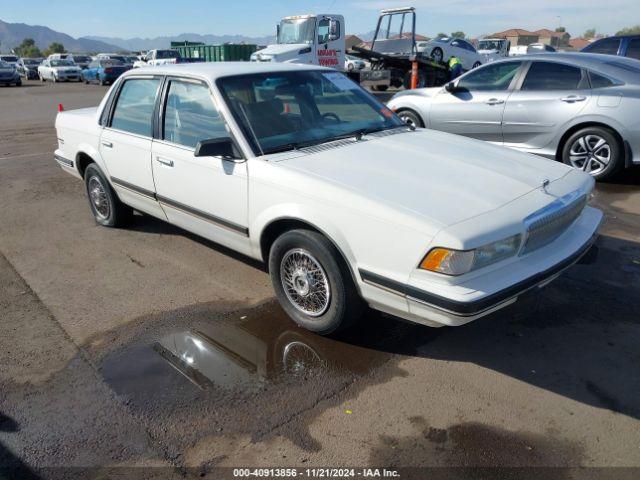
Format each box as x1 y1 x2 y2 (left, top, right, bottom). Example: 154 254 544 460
254 44 308 61
274 129 572 229
52 66 80 72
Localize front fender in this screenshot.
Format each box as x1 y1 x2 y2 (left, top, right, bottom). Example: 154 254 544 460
250 203 358 268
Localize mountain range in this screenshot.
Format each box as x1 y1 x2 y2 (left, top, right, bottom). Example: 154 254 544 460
0 19 121 53
0 19 275 53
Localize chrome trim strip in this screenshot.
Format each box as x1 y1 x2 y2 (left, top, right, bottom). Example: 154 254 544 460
110 176 156 200
156 195 249 236
54 154 74 167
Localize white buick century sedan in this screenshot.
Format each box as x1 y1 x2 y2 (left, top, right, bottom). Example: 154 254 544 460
54 63 602 334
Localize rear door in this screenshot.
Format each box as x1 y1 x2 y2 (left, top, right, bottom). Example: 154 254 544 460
502 61 591 150
99 76 165 218
429 60 523 143
151 77 250 253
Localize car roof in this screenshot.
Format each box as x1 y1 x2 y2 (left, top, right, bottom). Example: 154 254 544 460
127 62 333 81
489 52 640 83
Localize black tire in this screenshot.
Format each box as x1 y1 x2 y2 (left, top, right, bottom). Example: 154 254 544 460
372 84 389 92
431 47 444 63
15 79 22 87
83 163 133 227
397 109 424 128
99 78 107 86
561 126 623 181
472 61 481 68
268 229 364 335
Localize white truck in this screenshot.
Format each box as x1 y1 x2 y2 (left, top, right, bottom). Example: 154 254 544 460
133 49 182 68
250 14 345 69
476 38 511 62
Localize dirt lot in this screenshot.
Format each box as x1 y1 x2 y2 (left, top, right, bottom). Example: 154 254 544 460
1 80 639 479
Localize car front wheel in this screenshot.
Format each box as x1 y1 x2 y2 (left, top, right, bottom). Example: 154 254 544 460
268 229 364 335
397 109 424 128
84 163 132 227
431 47 444 63
562 126 622 180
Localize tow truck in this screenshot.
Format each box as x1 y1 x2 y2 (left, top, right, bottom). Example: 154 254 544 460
252 7 449 91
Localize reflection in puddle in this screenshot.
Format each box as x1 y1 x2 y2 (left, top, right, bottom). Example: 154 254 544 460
100 303 405 401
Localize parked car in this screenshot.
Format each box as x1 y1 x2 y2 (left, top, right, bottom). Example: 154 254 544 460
345 54 365 71
0 60 22 86
418 37 483 70
527 43 556 53
82 59 130 85
72 55 92 69
476 38 511 62
581 35 640 60
96 54 132 66
17 58 41 79
0 54 19 67
509 45 529 56
38 58 83 82
388 53 640 180
54 62 601 334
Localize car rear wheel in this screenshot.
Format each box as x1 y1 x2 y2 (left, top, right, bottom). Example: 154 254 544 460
397 109 424 128
84 163 132 227
472 61 482 68
268 229 364 335
562 126 622 180
431 47 444 63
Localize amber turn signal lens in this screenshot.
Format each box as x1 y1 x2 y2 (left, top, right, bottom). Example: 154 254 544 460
420 248 450 271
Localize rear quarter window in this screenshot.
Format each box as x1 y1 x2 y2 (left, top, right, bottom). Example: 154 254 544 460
626 38 640 60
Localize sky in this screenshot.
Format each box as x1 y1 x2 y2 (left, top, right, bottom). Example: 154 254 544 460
2 0 637 39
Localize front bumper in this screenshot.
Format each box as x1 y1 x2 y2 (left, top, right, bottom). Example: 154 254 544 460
360 206 602 327
0 76 19 84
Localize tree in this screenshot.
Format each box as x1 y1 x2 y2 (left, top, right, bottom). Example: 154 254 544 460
616 25 640 35
436 32 447 38
583 28 596 39
15 38 43 58
555 26 566 32
450 31 465 39
43 42 65 57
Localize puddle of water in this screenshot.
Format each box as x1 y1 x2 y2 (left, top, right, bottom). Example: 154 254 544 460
99 302 416 406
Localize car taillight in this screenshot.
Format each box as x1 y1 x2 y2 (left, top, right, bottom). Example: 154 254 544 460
104 68 113 73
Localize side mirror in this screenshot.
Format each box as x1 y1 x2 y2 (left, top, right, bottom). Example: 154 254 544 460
444 82 457 93
329 19 339 41
195 137 242 160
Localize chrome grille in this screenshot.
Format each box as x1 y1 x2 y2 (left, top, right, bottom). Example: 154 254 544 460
521 192 587 255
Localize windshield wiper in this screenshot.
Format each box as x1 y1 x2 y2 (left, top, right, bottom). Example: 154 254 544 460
262 125 413 155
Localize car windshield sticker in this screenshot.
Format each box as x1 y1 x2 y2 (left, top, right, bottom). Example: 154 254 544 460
323 72 358 91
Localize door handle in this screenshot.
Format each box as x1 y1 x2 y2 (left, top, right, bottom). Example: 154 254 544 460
560 95 586 103
101 141 113 148
156 157 174 167
485 98 505 105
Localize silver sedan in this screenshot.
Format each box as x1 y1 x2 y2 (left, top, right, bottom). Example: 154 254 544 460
387 53 640 180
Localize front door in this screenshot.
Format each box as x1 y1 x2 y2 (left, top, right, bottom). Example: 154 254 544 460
502 61 592 150
316 15 345 69
151 78 250 255
430 61 523 143
99 76 165 218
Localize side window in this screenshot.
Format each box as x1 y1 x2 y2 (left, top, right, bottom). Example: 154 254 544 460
457 61 521 91
626 39 640 60
589 71 615 89
110 78 161 137
163 80 227 149
318 19 340 44
584 38 620 55
521 62 588 91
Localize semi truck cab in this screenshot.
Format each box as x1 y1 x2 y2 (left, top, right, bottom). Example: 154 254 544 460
250 14 345 70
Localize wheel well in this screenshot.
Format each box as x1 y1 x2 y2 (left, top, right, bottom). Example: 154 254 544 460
555 122 624 162
259 218 360 293
75 152 95 178
396 107 425 127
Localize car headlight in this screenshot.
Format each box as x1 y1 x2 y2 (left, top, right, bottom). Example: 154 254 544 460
419 234 521 276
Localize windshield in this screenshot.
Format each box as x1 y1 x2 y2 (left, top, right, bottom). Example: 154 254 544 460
2 56 18 62
278 18 316 45
74 56 90 62
0 61 9 68
23 59 40 65
218 70 405 155
51 60 75 66
156 50 180 59
478 40 502 50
